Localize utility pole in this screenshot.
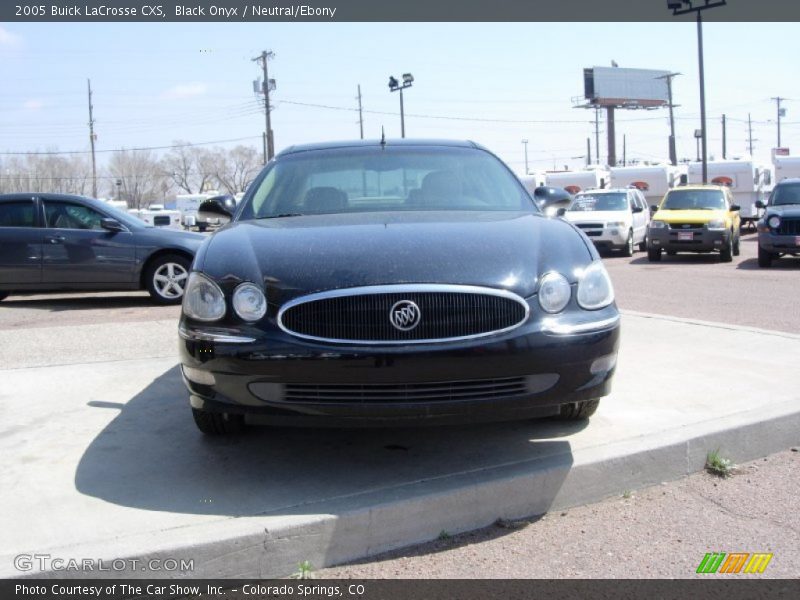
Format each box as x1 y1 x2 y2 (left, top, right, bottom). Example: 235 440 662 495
623 134 626 167
521 139 529 174
357 85 364 139
771 96 785 147
747 113 756 156
87 79 97 198
721 114 727 159
607 106 616 167
594 107 600 164
253 50 275 163
657 72 680 166
586 137 591 167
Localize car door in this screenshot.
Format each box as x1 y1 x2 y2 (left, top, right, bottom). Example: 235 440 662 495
629 191 647 244
0 196 44 287
41 199 137 285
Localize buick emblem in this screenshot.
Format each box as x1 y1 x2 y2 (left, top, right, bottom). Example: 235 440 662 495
389 300 421 331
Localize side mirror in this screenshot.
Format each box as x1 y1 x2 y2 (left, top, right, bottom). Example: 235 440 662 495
632 206 644 213
199 196 234 219
730 204 741 212
755 200 765 209
556 207 567 218
100 218 125 232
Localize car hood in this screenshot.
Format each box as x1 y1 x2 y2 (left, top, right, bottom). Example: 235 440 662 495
564 210 630 223
652 209 727 223
198 211 593 302
766 204 800 218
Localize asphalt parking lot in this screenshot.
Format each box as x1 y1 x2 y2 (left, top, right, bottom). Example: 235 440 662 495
1 227 798 578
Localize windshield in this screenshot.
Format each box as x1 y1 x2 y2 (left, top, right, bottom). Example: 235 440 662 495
237 145 536 220
771 184 800 206
661 189 726 210
569 193 627 212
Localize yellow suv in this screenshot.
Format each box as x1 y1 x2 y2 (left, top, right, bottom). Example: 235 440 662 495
646 185 741 262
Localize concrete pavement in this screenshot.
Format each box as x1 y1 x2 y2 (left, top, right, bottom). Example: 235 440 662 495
1 312 798 578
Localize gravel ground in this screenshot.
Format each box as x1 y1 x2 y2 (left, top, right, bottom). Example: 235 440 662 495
319 449 800 579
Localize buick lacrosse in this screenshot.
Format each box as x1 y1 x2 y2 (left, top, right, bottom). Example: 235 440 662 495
179 140 620 434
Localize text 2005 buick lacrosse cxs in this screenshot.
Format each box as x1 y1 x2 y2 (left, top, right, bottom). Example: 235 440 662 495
179 140 620 434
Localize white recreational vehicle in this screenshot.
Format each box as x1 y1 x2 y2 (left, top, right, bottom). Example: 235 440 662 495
128 204 182 230
168 191 223 230
687 160 771 227
517 171 547 195
609 164 688 208
544 167 609 195
772 155 800 182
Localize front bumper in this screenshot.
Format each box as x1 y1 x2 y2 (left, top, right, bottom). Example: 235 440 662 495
648 226 729 253
574 226 629 250
758 231 800 254
179 306 620 427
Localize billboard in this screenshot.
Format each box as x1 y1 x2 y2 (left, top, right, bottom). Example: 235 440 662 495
584 67 670 108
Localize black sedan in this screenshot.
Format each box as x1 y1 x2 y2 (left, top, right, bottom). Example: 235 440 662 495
0 193 204 304
179 140 620 434
756 179 800 267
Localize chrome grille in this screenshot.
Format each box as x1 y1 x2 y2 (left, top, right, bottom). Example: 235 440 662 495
575 223 604 229
776 218 800 235
284 377 528 404
278 285 529 344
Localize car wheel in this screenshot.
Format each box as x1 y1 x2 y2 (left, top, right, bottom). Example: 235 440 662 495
198 223 207 233
733 234 741 257
145 254 191 305
557 399 600 420
720 236 733 262
622 230 634 257
638 234 647 252
757 245 773 268
647 248 662 262
0 292 8 302
191 408 245 435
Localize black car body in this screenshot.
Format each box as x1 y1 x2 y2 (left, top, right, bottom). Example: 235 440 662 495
0 193 204 304
756 179 800 267
178 140 620 433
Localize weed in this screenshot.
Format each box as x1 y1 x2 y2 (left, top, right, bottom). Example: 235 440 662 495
706 448 734 478
289 560 316 579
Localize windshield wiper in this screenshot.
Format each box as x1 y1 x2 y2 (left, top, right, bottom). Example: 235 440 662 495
260 213 306 219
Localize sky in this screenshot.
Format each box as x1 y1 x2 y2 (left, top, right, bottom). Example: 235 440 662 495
1 21 798 176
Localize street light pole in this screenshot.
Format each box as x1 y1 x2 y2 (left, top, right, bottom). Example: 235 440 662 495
388 74 414 139
668 1 727 184
522 139 529 174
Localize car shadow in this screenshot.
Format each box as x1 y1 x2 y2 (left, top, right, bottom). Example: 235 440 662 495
737 257 800 271
1 292 156 312
74 365 580 520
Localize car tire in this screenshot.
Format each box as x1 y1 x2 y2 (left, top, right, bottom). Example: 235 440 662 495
622 230 634 257
145 253 191 305
638 234 647 252
720 235 733 262
647 248 662 262
733 234 741 257
0 292 8 302
191 408 245 435
557 399 600 420
757 245 773 268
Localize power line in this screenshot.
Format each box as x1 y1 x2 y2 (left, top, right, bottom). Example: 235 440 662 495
0 136 261 156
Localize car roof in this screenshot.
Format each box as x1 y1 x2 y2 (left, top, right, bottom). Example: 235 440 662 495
774 178 800 185
575 188 632 194
0 192 94 203
277 138 486 157
668 185 726 192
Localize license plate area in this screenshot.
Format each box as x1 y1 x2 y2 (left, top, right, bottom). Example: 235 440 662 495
678 231 694 241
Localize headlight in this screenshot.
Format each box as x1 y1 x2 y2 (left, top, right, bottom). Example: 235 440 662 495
538 272 571 314
706 219 725 230
232 282 267 321
768 215 781 229
182 272 226 321
649 220 667 229
606 221 625 228
577 261 615 310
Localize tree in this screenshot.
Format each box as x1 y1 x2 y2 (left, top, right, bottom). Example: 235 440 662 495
214 145 261 194
161 142 220 194
107 148 167 209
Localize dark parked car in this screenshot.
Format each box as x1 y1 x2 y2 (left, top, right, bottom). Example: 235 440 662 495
756 179 800 267
179 140 620 434
0 193 204 304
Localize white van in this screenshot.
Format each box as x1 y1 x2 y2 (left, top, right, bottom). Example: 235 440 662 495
562 188 650 256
